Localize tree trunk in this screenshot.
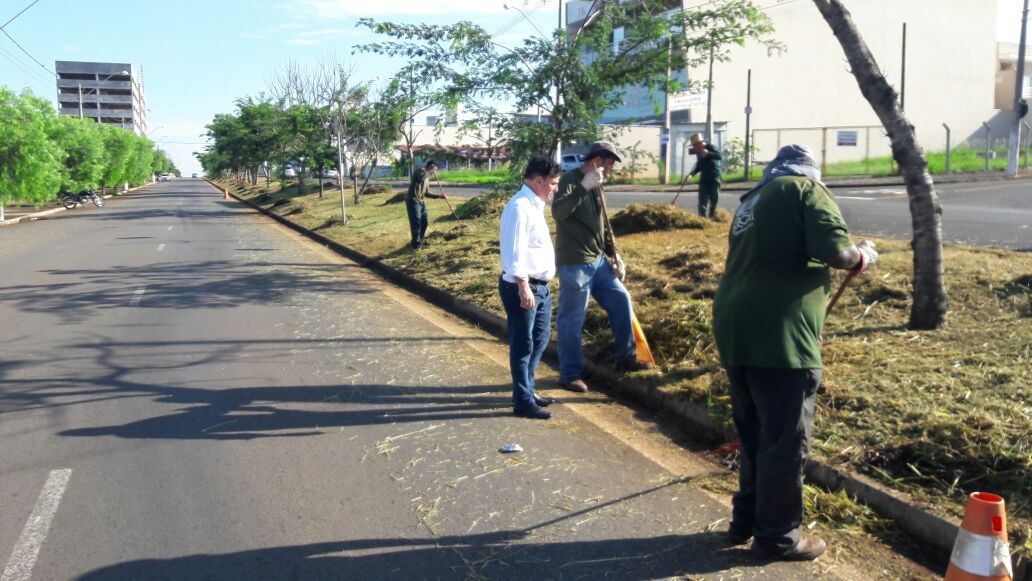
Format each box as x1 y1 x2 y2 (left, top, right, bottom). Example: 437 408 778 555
812 0 948 329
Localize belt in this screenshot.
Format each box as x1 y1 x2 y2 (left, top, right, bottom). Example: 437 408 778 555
502 273 549 285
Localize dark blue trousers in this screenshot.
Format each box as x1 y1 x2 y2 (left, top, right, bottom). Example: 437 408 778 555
726 366 821 554
499 277 551 411
405 198 428 247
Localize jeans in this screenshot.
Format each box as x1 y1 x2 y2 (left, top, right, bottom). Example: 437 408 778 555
726 366 822 554
405 198 428 247
698 182 720 218
556 256 636 382
499 277 552 410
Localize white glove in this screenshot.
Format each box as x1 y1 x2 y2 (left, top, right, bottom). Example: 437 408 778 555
580 168 604 190
852 240 878 274
612 252 627 282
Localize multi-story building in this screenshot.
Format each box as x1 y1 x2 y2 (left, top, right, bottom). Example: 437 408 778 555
55 61 147 135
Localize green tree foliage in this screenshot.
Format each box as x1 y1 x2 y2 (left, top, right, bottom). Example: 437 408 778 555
356 0 777 172
0 87 172 206
0 88 63 206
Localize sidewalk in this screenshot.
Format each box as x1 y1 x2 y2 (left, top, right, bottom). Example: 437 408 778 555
0 186 149 227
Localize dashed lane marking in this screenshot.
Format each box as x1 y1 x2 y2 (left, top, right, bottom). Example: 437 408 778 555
1 469 73 581
167 225 173 231
157 244 165 252
129 287 146 306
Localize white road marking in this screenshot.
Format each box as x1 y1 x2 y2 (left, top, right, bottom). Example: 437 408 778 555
950 184 1009 193
1 469 73 581
129 288 146 306
157 243 165 252
836 196 879 201
844 189 905 195
167 225 173 231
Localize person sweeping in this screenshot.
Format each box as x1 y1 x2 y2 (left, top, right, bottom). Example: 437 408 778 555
712 144 877 561
405 160 448 249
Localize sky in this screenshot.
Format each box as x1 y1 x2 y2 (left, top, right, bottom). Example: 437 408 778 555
0 0 1026 176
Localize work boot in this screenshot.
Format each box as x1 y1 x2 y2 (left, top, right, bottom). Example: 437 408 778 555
561 379 588 393
616 359 654 372
513 406 551 420
752 536 826 561
534 396 555 408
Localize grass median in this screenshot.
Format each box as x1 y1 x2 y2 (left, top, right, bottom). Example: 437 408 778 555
219 178 1031 563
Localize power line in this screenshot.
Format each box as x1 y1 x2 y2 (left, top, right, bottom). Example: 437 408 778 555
0 0 41 30
1 29 55 77
0 41 51 89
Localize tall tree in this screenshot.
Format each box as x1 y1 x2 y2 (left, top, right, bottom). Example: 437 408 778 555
48 115 105 193
812 0 948 329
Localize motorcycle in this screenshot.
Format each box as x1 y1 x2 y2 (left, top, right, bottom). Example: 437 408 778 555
61 188 104 210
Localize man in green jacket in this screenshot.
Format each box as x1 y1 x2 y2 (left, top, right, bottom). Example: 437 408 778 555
688 132 723 219
406 160 447 249
552 141 653 393
712 144 878 562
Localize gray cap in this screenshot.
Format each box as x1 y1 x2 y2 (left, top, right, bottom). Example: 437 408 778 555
583 140 623 163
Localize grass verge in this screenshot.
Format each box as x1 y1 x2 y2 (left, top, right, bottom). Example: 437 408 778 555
218 178 1031 569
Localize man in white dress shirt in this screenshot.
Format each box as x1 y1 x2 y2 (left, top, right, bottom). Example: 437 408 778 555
499 156 563 420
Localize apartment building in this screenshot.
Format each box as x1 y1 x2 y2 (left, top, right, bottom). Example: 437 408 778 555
55 61 147 135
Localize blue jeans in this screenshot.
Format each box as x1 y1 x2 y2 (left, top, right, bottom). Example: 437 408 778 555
498 277 552 410
405 198 428 247
726 366 821 554
556 256 636 382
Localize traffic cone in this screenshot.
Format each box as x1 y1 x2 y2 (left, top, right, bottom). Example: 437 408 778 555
223 188 229 200
945 492 1013 580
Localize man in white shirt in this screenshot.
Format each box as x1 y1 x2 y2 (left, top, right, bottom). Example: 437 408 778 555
499 156 563 420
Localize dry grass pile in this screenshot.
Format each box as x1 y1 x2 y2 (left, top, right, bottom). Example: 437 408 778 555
610 203 708 236
384 192 407 205
455 192 507 220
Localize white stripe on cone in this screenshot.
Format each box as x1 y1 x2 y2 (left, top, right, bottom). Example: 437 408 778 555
949 528 1013 578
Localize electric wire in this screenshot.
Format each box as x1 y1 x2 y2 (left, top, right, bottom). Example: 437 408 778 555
0 0 41 30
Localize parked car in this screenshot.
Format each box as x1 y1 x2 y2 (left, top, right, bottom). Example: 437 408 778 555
560 153 583 172
157 174 172 182
191 173 198 178
283 167 296 178
320 169 339 179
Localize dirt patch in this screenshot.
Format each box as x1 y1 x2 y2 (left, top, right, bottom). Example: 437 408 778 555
610 204 708 236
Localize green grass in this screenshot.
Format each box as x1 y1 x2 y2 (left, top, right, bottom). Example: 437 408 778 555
433 168 510 185
219 178 1031 569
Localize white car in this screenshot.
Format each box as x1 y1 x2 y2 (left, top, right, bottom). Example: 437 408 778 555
320 169 339 179
283 167 297 178
157 174 173 182
561 153 583 172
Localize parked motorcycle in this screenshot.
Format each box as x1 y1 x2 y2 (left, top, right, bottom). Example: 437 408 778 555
61 188 104 210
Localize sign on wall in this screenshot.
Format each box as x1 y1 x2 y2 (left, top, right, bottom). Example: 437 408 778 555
837 130 859 147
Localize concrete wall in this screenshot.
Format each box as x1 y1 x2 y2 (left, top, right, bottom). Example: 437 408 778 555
678 0 999 165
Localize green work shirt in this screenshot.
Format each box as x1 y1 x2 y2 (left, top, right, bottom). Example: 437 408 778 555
712 176 854 369
691 144 723 185
552 169 614 266
407 168 442 201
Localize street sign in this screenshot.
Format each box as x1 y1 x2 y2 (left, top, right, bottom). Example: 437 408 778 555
669 91 707 111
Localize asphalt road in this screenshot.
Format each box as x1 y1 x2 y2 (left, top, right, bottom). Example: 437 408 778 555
0 179 863 580
434 178 1032 251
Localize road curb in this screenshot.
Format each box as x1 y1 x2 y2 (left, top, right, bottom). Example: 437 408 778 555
0 184 152 227
213 179 1027 579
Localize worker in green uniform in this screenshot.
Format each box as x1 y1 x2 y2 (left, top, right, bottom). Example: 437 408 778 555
712 144 878 562
688 132 723 219
406 160 447 249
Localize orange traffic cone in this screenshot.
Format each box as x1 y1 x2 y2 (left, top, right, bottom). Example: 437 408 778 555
223 188 229 200
945 492 1013 580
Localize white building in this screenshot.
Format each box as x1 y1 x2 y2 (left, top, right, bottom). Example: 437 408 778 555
55 61 147 135
567 0 1002 176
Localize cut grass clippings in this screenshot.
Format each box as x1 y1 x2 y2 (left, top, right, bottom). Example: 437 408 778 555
218 178 1031 569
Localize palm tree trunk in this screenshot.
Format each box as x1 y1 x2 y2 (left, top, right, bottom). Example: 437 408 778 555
812 0 948 329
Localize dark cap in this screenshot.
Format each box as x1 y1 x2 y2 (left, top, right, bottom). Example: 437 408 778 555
583 140 623 163
423 159 438 169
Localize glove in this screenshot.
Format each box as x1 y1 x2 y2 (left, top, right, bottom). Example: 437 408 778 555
851 240 878 274
580 168 604 190
611 252 627 282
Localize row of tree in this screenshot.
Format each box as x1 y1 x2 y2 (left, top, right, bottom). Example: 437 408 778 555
0 88 177 209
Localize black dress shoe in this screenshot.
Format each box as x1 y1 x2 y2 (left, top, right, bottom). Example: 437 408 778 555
727 529 752 545
616 359 654 372
513 406 551 420
534 397 555 408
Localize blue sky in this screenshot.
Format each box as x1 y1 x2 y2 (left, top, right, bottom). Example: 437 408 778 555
0 0 1025 175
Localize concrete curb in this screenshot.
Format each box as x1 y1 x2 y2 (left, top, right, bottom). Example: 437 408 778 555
213 179 1027 579
0 184 152 227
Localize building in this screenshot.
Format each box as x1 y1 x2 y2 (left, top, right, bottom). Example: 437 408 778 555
55 61 147 135
567 0 1000 176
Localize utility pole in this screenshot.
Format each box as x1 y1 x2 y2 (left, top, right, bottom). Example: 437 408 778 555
78 83 83 119
662 37 672 185
333 118 347 224
1008 0 1030 176
900 22 907 111
704 46 714 142
744 69 753 181
555 0 564 165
